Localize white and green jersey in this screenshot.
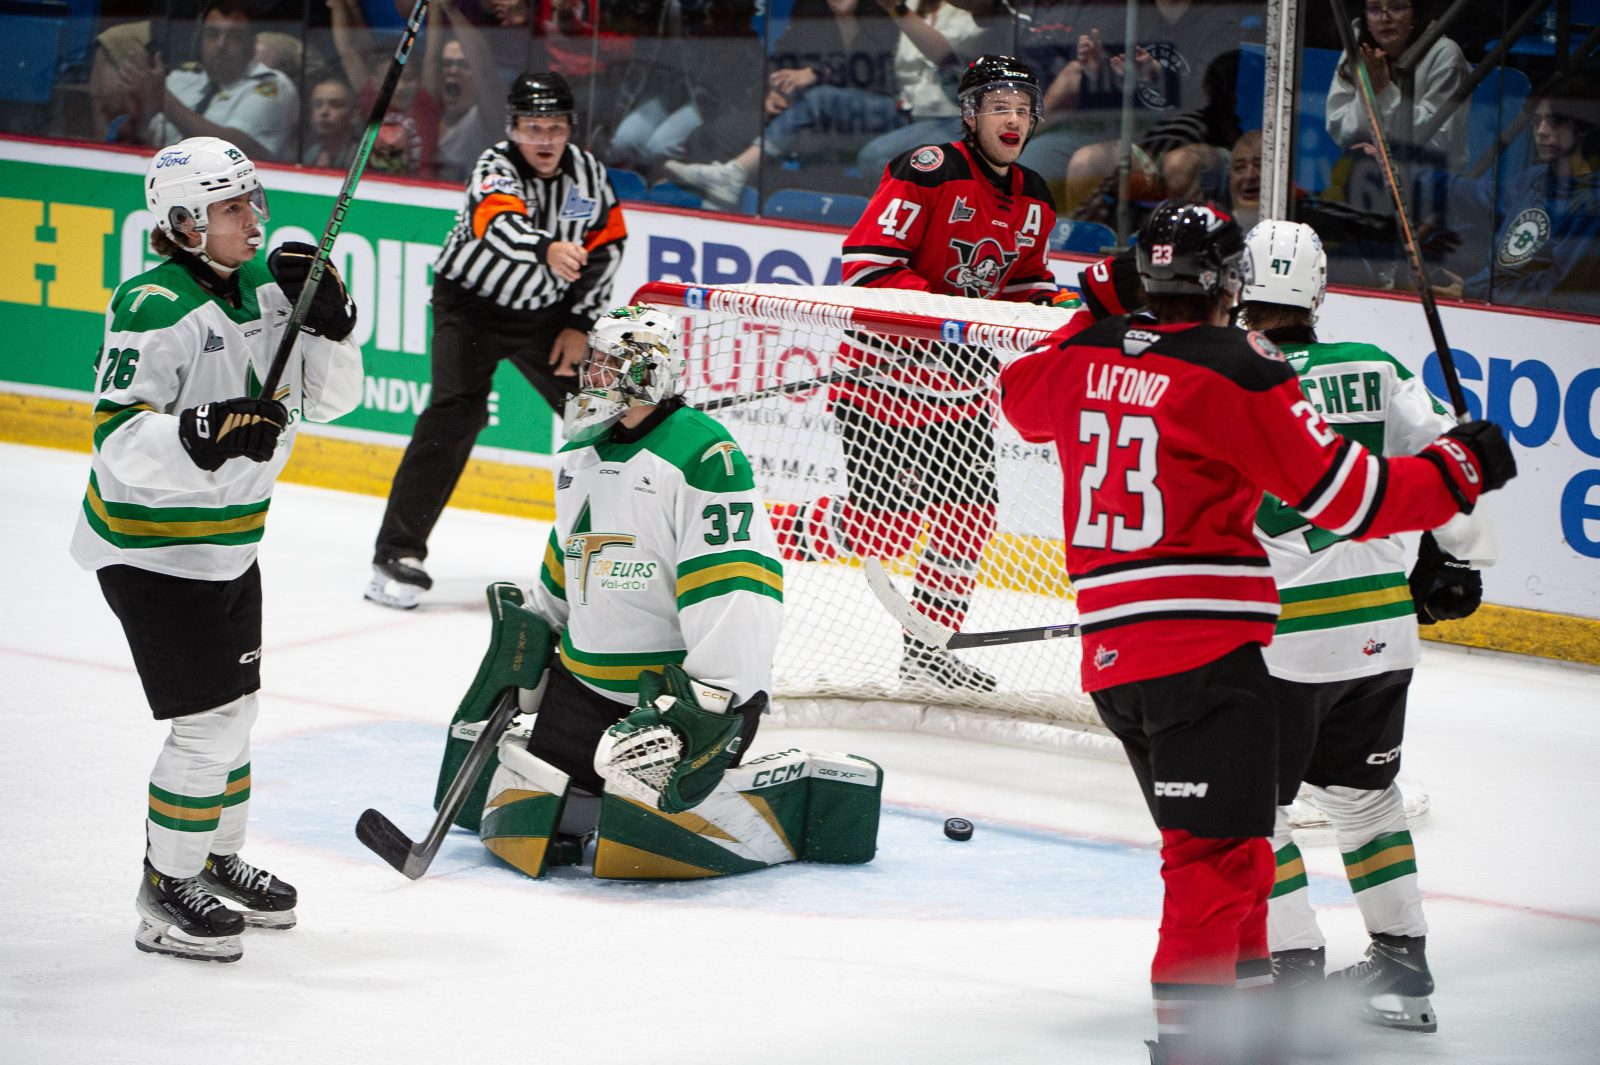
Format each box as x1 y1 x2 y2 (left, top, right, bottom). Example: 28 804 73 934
530 403 784 706
1255 339 1490 682
71 253 363 581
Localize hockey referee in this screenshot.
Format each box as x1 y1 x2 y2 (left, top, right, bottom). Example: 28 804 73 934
367 71 627 609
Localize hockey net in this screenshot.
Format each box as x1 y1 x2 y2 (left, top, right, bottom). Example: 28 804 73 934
633 281 1106 750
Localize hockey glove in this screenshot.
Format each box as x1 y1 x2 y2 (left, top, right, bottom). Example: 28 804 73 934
1418 420 1516 511
1408 531 1482 624
267 241 357 341
593 665 742 814
178 397 288 471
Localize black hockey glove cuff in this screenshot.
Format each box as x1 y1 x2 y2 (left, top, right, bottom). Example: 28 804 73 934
268 241 357 341
179 397 288 471
1407 531 1483 625
1442 420 1516 494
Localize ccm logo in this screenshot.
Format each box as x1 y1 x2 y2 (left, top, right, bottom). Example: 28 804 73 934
1436 438 1480 485
1366 746 1402 765
1154 781 1209 798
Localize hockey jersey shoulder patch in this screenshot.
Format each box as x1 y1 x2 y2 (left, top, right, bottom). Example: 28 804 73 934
662 409 756 492
109 264 201 334
887 143 970 187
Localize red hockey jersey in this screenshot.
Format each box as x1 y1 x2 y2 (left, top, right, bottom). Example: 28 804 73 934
1000 315 1487 693
837 139 1059 426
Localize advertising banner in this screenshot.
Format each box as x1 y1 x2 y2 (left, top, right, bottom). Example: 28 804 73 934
1 138 1594 619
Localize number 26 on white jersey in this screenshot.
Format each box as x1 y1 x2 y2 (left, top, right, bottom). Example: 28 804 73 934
1072 409 1166 551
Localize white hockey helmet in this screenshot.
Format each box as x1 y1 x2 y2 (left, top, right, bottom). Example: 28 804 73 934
563 305 684 445
1241 220 1327 312
145 137 268 257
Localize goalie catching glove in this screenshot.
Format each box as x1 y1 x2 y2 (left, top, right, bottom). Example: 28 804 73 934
594 665 743 814
267 240 357 341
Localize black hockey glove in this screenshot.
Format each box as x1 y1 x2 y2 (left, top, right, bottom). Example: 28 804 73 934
178 397 288 471
1407 531 1482 625
1442 420 1516 493
268 241 357 341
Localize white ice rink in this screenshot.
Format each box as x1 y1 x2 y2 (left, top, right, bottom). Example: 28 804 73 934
2 440 1597 1065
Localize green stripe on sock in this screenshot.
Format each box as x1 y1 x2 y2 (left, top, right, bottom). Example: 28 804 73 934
1343 830 1413 866
148 808 221 832
1348 858 1419 894
149 782 225 808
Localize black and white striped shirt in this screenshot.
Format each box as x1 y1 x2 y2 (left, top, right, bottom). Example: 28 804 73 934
434 141 626 322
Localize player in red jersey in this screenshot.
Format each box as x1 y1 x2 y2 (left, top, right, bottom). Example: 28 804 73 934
774 55 1077 693
1000 202 1516 1065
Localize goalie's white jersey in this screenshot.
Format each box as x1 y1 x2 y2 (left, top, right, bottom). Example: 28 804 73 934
70 253 362 581
1256 339 1493 683
531 403 783 706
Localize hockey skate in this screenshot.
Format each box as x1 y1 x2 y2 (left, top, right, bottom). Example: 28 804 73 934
899 636 998 693
365 556 432 610
1328 933 1437 1032
200 852 298 929
135 860 245 962
1271 946 1326 992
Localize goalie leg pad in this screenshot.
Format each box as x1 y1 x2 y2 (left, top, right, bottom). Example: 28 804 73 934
592 749 882 880
478 734 571 880
433 584 552 832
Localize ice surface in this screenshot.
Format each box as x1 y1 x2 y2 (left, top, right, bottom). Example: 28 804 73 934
2 442 1596 1064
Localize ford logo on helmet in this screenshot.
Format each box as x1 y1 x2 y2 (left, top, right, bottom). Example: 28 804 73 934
156 151 193 168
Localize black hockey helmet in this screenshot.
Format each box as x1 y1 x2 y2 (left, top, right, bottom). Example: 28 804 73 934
507 71 576 119
958 54 1042 128
1136 200 1252 297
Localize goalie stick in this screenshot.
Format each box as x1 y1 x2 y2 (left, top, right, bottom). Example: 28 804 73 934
257 0 430 399
862 558 1079 649
355 687 518 879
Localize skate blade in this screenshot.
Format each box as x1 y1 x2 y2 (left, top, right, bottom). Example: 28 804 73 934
239 907 296 930
1362 993 1437 1033
135 918 242 962
364 576 422 610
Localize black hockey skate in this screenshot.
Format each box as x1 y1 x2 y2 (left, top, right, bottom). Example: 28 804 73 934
899 637 998 693
135 860 245 962
1271 946 1326 992
365 557 432 610
1328 933 1437 1032
199 852 298 929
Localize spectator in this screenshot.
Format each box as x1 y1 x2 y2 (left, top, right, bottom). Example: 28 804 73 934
429 0 509 183
1433 76 1600 314
327 0 443 177
128 0 301 162
1326 0 1468 175
301 74 361 169
89 20 152 145
658 0 901 205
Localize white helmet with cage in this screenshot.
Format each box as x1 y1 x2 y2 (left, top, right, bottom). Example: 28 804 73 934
1241 220 1327 312
562 305 684 445
145 137 268 258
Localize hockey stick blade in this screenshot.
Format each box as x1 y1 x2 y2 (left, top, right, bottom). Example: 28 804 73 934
861 559 1079 650
355 808 431 879
355 686 520 880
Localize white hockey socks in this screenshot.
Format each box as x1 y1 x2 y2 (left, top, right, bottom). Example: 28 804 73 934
146 692 258 878
1308 782 1428 939
1267 805 1325 953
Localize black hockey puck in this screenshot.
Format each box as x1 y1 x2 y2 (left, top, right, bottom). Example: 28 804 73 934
943 817 974 841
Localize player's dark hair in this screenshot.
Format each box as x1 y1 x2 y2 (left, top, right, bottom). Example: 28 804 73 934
150 227 182 258
202 0 258 23
1147 291 1220 325
1239 301 1312 332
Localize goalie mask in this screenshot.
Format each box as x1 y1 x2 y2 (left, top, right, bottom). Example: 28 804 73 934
562 305 684 446
145 137 268 260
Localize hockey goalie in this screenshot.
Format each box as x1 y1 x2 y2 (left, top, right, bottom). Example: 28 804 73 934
431 306 882 879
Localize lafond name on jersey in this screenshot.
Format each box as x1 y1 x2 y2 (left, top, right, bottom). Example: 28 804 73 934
1085 362 1172 407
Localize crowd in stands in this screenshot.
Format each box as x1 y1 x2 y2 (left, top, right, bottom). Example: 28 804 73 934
4 0 1597 314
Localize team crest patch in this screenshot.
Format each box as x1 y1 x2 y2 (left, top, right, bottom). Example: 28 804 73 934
1093 646 1119 670
949 196 975 223
560 187 598 220
254 81 279 98
1247 331 1286 361
909 146 945 172
480 172 521 197
700 441 742 476
1497 207 1551 267
1362 639 1387 657
944 237 1017 298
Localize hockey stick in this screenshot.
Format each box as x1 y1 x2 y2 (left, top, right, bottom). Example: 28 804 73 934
257 0 431 400
355 686 518 879
862 559 1079 649
1325 0 1467 417
695 364 876 412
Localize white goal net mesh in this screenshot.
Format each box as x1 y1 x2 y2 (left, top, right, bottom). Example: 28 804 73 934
635 281 1102 734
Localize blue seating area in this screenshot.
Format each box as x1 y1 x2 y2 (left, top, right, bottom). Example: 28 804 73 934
1048 220 1117 255
761 189 869 226
0 1 67 104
